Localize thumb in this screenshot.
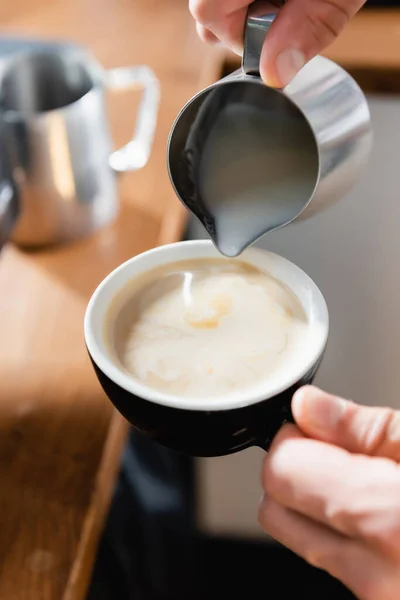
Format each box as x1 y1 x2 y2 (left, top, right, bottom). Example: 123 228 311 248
260 0 366 87
292 386 400 462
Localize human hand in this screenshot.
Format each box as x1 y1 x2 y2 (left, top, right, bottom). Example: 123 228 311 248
189 0 366 87
259 386 400 600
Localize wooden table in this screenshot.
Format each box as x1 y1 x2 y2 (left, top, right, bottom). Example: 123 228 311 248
322 8 400 70
0 4 399 600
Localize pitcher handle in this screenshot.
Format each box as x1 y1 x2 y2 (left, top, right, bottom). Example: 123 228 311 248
106 66 160 172
242 1 284 76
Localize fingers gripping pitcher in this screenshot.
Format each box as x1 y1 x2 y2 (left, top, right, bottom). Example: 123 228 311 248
167 0 372 257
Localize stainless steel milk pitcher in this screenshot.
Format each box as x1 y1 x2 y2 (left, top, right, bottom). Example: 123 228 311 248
168 0 373 256
0 45 159 247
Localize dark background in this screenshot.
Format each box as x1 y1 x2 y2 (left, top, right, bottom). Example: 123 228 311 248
87 429 357 600
365 1 400 5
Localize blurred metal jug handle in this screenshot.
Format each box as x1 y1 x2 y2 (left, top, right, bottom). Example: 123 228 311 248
242 0 284 77
106 65 160 173
0 168 19 251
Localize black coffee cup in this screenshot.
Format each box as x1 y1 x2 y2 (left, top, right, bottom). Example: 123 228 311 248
84 240 329 456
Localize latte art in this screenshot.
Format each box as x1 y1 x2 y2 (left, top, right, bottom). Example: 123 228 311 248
110 259 309 398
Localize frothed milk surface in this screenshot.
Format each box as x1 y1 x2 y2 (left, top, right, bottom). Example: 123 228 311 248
110 259 309 398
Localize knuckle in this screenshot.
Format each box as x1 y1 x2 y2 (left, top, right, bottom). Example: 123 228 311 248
189 0 212 24
304 548 337 573
302 547 322 570
325 497 372 542
196 23 217 44
310 551 337 580
365 409 400 460
302 538 351 575
324 468 400 556
324 488 365 536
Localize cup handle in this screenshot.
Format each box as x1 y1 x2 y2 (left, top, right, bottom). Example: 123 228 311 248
242 1 284 76
257 401 295 452
105 66 160 172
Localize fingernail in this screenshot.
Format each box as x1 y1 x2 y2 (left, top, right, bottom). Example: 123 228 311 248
293 387 346 433
275 48 305 87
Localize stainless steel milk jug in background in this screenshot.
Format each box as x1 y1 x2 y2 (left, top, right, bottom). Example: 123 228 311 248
0 44 159 247
168 0 373 257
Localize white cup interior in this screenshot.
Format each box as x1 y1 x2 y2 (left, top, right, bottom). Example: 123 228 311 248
84 240 329 411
